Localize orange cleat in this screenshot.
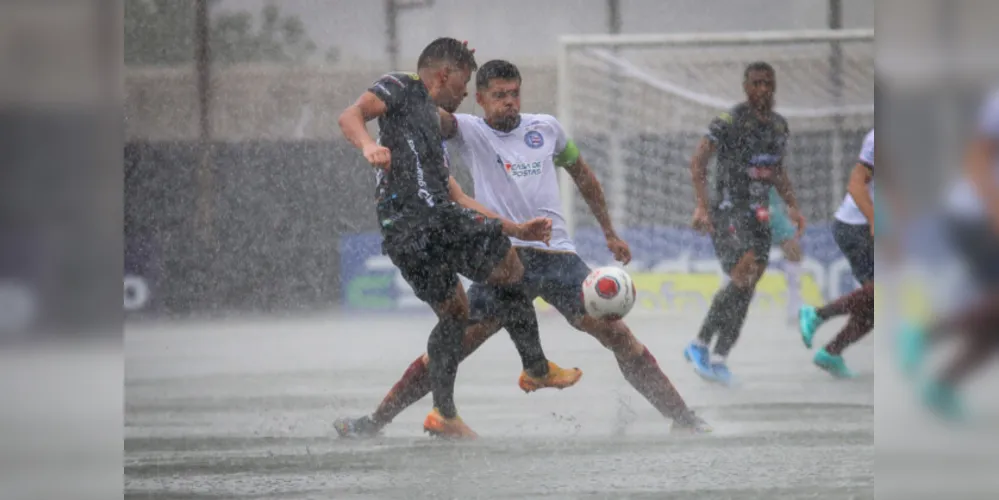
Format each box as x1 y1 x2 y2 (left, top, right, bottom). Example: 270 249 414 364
423 408 478 439
518 361 583 393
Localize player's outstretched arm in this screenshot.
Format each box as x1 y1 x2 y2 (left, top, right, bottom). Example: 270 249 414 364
847 162 875 226
561 150 631 263
447 176 551 244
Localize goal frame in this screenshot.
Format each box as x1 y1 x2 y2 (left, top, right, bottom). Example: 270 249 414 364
555 28 876 237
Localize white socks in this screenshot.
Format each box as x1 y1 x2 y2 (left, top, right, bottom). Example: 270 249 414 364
784 260 802 319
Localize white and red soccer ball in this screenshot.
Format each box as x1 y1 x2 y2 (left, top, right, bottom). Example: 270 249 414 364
581 266 636 320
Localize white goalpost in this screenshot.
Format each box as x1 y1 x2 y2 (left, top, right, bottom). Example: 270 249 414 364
555 29 875 237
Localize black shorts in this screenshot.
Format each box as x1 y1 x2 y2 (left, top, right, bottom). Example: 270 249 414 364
833 220 874 285
710 206 771 275
468 248 592 324
382 203 512 305
948 216 999 289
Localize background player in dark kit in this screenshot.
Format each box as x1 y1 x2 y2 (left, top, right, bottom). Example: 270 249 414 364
338 38 551 438
684 61 805 386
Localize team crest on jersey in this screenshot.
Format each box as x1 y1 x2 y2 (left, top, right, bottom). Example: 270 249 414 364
524 130 544 149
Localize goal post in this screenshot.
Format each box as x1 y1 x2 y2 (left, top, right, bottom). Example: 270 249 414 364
556 29 875 238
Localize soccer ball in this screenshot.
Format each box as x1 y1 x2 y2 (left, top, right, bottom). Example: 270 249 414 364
581 266 637 320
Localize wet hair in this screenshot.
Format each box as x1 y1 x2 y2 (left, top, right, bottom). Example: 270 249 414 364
744 61 775 80
475 59 521 89
417 37 478 71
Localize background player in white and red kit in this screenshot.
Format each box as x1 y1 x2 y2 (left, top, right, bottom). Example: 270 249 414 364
798 129 875 378
334 59 711 436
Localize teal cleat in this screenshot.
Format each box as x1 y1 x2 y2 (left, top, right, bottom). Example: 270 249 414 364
798 305 823 349
813 348 855 379
896 323 928 379
922 380 966 422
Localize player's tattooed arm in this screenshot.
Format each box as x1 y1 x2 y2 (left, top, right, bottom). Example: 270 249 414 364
563 154 616 239
847 162 875 226
438 108 459 139
562 152 632 262
447 176 550 243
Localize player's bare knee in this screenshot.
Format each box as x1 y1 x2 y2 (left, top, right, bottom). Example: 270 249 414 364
486 249 524 285
580 316 635 353
436 293 470 322
463 320 500 354
731 252 766 288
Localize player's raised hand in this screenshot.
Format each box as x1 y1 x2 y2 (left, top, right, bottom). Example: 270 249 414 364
692 204 714 234
363 143 392 170
517 217 552 245
606 235 632 265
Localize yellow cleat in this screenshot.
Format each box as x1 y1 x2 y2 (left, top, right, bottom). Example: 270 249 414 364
423 408 478 439
518 361 583 393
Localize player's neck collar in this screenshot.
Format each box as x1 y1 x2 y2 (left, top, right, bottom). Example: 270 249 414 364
743 102 774 121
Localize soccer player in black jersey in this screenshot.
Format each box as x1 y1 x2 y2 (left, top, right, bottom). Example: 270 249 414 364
683 62 806 386
338 38 551 438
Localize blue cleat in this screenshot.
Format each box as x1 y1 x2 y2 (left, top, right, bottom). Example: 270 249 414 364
897 323 928 379
813 348 855 379
683 341 717 381
798 305 822 349
711 362 733 386
922 379 965 422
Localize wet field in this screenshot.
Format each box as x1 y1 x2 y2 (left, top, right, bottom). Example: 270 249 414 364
125 310 875 499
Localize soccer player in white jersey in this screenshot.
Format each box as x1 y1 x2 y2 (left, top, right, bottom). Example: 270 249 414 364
334 59 711 437
896 89 999 421
797 129 875 378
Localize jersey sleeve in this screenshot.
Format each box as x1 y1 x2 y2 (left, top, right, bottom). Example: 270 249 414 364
367 72 414 114
705 111 734 145
858 129 875 169
977 89 999 139
451 113 478 143
543 115 580 167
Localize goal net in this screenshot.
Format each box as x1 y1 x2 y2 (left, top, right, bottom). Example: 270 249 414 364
556 29 875 234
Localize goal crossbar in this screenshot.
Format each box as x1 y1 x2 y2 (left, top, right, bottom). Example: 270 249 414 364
558 29 875 49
